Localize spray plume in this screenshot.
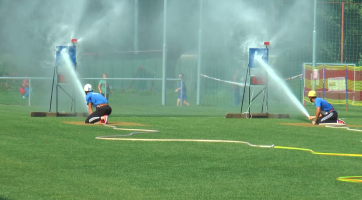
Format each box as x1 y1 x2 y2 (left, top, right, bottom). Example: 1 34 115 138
255 56 310 117
60 49 88 112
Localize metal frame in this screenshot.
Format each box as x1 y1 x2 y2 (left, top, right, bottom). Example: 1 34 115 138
0 77 181 107
302 62 356 111
49 45 77 115
241 49 269 117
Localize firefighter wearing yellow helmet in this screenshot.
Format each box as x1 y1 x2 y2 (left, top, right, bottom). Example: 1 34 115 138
307 90 345 125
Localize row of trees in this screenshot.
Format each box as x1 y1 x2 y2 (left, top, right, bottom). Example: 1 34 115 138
0 0 361 78
317 0 362 64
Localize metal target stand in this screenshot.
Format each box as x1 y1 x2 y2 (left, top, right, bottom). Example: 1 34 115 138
225 42 288 119
49 39 78 116
240 43 270 118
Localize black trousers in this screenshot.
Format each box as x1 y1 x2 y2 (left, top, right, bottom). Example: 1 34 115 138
85 105 112 123
316 110 338 124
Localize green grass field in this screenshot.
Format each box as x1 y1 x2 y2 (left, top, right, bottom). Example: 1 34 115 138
1 103 362 200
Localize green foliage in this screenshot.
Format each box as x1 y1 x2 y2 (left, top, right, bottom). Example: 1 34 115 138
139 90 157 96
123 88 138 94
0 82 13 91
0 54 17 76
317 1 362 64
202 89 233 106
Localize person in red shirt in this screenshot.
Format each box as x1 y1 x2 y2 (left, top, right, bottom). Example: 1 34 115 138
21 78 29 98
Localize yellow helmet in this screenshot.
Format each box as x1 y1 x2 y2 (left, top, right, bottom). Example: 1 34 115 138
308 90 317 97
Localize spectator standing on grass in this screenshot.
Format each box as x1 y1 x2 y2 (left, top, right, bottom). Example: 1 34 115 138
21 77 29 98
84 84 112 124
98 73 113 101
175 73 190 106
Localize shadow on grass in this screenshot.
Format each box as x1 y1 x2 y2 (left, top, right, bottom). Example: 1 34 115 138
0 196 11 200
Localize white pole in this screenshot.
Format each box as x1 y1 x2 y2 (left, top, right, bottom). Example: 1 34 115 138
196 0 203 105
354 64 356 105
312 0 317 91
28 79 31 106
134 0 139 53
303 64 305 105
354 65 356 92
162 0 167 105
180 80 183 106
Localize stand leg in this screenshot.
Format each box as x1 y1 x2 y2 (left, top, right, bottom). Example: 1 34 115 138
261 90 265 113
248 68 251 118
49 66 56 112
266 75 269 115
240 67 249 113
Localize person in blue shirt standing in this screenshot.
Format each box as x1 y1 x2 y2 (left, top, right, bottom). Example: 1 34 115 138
307 90 345 125
175 73 190 106
84 84 112 124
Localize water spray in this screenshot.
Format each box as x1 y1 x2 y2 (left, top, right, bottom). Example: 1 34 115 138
48 38 88 115
60 49 88 112
254 56 310 117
